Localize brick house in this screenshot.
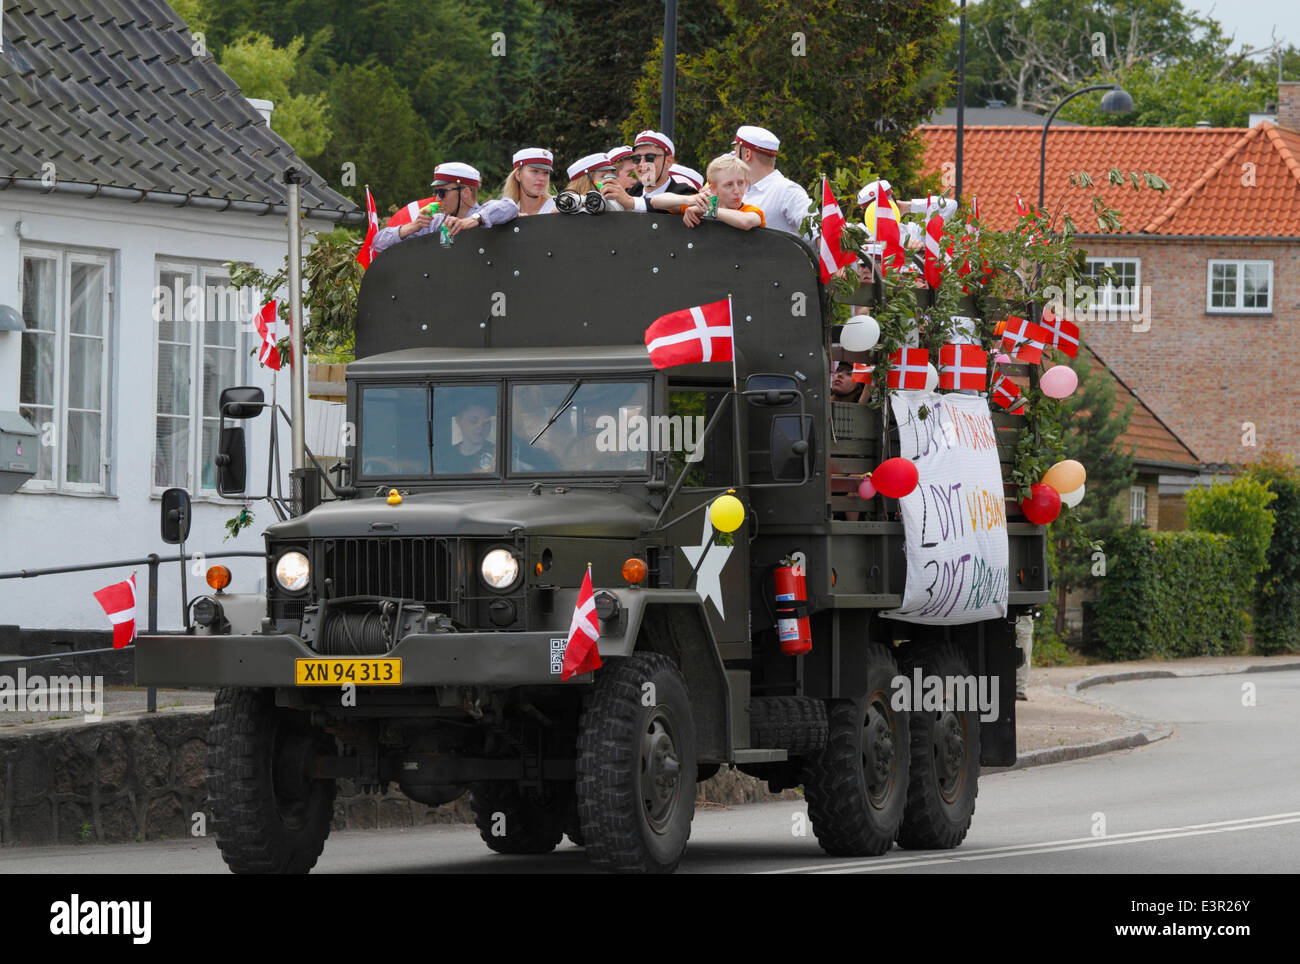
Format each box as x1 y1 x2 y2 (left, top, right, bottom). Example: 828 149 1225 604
920 85 1300 480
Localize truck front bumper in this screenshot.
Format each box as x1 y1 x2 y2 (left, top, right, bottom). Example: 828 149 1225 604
134 630 587 688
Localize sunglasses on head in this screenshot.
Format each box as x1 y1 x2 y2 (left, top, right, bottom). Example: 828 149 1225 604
630 153 662 163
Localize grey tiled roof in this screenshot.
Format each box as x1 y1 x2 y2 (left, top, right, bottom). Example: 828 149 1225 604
0 0 357 218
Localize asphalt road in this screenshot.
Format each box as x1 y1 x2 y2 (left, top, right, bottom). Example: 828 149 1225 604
3 670 1297 874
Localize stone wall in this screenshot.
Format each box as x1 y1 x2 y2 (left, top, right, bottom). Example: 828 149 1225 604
0 707 799 846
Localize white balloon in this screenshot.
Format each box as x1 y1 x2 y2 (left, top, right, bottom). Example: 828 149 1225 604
839 314 880 352
1061 483 1085 508
923 363 940 393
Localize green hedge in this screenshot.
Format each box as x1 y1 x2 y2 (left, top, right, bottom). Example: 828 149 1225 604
1244 463 1300 653
1093 526 1252 660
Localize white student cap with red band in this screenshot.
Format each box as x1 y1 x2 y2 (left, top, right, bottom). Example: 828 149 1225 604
567 152 613 180
633 131 675 156
431 162 481 187
606 145 634 164
512 148 554 170
670 164 703 189
734 125 780 155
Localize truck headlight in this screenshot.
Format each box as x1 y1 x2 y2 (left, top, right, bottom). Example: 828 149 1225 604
275 551 311 592
481 548 520 591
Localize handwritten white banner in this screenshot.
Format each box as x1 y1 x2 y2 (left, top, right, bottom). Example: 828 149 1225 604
882 392 1009 625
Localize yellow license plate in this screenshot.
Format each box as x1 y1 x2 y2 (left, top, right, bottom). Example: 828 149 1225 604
295 658 402 686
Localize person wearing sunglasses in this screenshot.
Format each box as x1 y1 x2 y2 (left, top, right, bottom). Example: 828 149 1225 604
370 162 519 255
733 125 812 237
600 131 695 212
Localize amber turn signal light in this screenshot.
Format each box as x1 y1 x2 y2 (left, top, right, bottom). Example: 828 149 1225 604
622 558 647 584
206 565 232 591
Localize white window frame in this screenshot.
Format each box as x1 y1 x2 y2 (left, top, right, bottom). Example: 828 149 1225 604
1129 485 1147 525
1206 259 1273 314
18 245 114 494
1084 257 1141 311
151 261 250 498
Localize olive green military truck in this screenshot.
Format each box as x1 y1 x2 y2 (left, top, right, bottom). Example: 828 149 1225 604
136 214 1048 874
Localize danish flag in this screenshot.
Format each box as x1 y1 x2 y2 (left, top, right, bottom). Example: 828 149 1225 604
1015 193 1046 245
93 574 137 649
254 300 288 371
1038 308 1080 358
1000 316 1051 364
923 209 944 289
939 344 987 391
864 182 906 273
852 362 873 384
991 374 1026 413
818 177 858 283
385 195 440 229
644 298 734 368
887 348 931 390
561 564 602 680
356 186 379 269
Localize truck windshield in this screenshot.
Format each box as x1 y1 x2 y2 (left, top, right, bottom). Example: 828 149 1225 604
510 380 650 475
359 385 430 476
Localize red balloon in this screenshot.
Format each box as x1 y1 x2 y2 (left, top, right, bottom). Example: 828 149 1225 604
1020 483 1062 524
872 457 919 498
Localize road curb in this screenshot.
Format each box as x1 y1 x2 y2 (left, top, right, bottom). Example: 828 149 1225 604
1066 659 1300 696
1000 726 1173 772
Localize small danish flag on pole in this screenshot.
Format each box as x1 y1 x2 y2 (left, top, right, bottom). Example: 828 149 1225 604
561 564 602 681
851 362 873 384
923 210 944 289
356 186 379 269
94 574 137 649
991 374 1026 413
254 300 287 371
818 176 857 283
1000 316 1051 364
644 297 734 368
887 348 931 390
1038 308 1080 358
874 185 906 274
939 343 988 391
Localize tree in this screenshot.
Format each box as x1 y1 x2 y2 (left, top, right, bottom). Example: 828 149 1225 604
629 0 951 191
1051 352 1136 637
219 33 332 157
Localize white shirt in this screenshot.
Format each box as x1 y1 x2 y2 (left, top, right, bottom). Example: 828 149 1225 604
371 198 519 255
630 177 693 212
744 168 812 237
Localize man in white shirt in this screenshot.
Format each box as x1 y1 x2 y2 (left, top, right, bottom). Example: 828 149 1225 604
370 162 519 256
600 131 696 212
734 125 813 237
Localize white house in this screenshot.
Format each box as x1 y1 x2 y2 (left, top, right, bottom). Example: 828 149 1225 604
0 0 359 631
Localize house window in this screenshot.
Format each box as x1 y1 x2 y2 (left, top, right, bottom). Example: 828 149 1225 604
153 263 249 494
1207 260 1272 313
1129 485 1147 525
1084 257 1140 311
18 247 113 492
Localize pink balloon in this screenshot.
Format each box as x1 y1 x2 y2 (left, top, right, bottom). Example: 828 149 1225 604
1040 364 1079 399
858 476 877 500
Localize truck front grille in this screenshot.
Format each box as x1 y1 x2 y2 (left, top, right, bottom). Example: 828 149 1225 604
320 536 462 605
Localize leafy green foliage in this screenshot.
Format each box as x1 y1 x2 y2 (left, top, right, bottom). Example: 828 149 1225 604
218 33 331 157
1242 452 1300 653
1093 526 1252 660
1186 475 1276 578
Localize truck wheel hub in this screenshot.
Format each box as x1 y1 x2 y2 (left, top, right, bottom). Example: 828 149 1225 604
641 714 680 829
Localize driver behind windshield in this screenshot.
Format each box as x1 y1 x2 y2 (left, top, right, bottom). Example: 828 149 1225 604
437 391 497 474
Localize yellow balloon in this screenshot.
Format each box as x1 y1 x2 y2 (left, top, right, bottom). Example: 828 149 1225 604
1041 460 1086 494
863 197 903 239
710 494 745 533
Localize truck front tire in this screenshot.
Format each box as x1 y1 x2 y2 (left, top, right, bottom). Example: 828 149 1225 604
576 652 697 873
802 642 909 857
207 687 337 874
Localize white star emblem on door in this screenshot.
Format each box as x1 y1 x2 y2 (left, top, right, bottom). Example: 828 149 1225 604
680 512 733 619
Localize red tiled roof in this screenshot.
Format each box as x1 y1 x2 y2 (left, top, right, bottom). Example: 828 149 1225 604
918 123 1300 237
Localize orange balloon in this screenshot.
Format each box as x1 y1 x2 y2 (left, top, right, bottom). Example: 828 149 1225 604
1041 459 1085 494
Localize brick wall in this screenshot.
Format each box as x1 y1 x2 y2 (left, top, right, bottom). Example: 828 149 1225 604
1077 238 1300 464
1279 82 1300 132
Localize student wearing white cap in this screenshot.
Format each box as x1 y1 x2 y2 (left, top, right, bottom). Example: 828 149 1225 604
499 148 556 216
734 125 812 236
600 131 695 212
371 162 519 255
556 153 623 212
606 145 638 190
669 164 704 191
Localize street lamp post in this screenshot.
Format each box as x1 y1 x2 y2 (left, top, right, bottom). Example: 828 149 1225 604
1039 84 1134 210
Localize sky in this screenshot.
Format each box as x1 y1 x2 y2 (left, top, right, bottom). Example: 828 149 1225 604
1181 0 1299 57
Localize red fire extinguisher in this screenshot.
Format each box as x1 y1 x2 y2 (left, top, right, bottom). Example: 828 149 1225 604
774 557 812 655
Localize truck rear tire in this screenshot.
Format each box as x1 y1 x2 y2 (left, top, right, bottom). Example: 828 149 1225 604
896 641 980 849
468 782 569 854
802 642 909 857
207 687 337 874
576 652 697 873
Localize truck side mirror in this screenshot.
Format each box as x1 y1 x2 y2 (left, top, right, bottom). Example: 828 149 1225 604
745 373 798 406
215 427 248 496
219 386 266 420
160 487 192 544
